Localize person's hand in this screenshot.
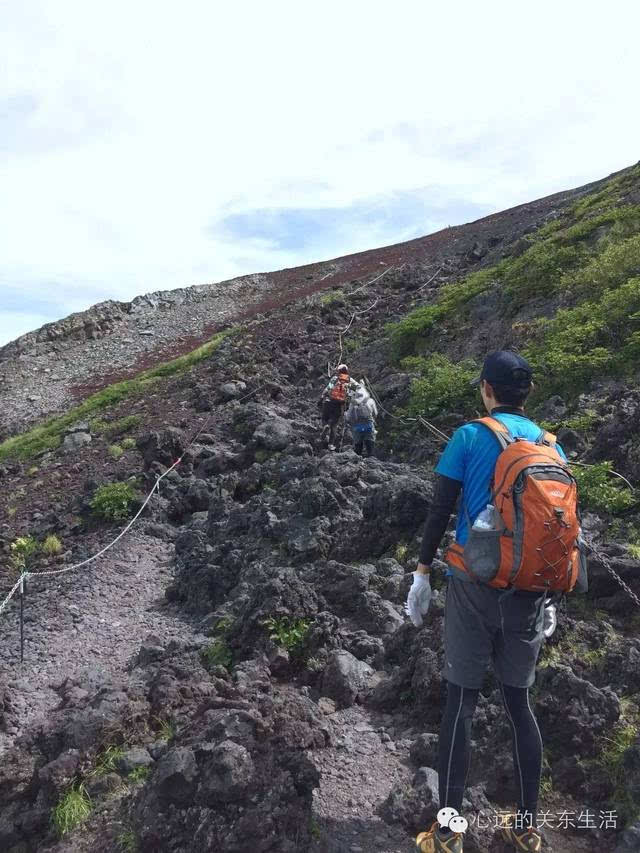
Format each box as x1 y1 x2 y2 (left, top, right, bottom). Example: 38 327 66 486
543 604 557 638
405 572 432 627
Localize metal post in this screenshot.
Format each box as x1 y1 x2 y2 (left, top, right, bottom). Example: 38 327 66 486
19 575 25 664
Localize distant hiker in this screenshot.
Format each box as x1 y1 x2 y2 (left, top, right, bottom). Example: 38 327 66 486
319 363 359 450
408 351 585 853
345 384 378 457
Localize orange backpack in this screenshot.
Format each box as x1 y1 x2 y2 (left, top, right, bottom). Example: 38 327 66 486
329 372 350 402
445 417 581 593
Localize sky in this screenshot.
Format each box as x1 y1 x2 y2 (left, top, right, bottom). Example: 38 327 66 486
1 0 639 346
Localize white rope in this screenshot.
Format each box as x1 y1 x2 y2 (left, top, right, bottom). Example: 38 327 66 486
0 575 27 618
415 265 444 292
0 382 269 618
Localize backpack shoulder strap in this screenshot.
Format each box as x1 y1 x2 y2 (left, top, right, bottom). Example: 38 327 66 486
536 429 557 447
472 416 514 451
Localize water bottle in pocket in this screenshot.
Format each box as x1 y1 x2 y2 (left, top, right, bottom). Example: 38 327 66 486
464 504 504 582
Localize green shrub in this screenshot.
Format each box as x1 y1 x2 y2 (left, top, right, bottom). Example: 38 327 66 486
571 462 636 515
525 277 640 397
538 411 598 434
400 353 479 419
10 536 39 574
117 829 139 852
263 616 311 652
121 437 137 450
90 482 136 521
566 232 640 300
128 766 150 784
319 289 344 305
201 639 233 669
42 534 63 556
52 783 91 838
109 444 124 460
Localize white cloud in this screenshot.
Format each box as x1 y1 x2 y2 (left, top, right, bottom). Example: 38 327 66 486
1 0 639 344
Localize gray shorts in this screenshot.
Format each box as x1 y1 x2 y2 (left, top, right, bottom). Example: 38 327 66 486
443 577 546 689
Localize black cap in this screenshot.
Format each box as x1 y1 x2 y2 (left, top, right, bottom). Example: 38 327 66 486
470 350 533 388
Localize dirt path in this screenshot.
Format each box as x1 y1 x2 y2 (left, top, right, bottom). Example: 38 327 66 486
310 705 417 853
0 531 196 756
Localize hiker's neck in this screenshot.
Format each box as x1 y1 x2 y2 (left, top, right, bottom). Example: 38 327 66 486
490 404 526 415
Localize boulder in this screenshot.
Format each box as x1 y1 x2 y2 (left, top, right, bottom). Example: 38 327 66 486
253 416 293 451
321 650 374 708
410 733 439 768
218 380 247 402
137 428 186 469
197 739 254 804
154 747 198 805
117 747 154 775
62 431 91 453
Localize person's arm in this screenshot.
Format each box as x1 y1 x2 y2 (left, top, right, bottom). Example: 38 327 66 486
416 474 462 574
323 377 335 396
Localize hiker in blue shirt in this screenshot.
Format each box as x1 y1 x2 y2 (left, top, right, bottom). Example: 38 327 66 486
409 351 563 853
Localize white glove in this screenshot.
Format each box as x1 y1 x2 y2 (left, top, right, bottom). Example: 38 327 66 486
405 572 432 627
543 604 557 638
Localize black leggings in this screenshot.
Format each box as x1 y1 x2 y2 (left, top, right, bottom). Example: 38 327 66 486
438 682 543 828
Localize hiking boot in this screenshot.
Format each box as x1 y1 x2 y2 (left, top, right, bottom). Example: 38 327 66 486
416 822 464 852
500 820 542 852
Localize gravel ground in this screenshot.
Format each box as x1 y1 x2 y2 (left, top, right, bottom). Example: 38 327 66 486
0 531 198 757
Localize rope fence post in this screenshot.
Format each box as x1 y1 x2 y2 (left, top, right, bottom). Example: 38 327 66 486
19 573 26 664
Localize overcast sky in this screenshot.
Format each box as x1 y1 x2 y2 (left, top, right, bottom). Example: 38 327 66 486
1 0 639 346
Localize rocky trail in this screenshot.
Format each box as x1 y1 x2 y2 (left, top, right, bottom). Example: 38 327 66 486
2 164 640 853
0 531 200 756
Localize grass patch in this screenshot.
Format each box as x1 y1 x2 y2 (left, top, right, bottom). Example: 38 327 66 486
52 783 91 838
92 745 126 776
394 543 408 562
117 829 139 852
109 444 124 460
263 616 311 653
128 766 150 784
121 437 137 451
571 462 636 515
153 717 176 741
93 414 142 437
91 482 137 522
0 329 233 462
41 534 63 556
201 639 233 669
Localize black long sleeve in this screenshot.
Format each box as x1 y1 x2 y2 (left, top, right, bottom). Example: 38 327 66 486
419 474 463 566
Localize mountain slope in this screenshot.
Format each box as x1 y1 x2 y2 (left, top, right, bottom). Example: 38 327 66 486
0 165 628 439
1 163 640 853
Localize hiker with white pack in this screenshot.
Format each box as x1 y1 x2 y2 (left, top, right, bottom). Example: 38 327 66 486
408 351 586 853
319 363 359 450
345 384 378 457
